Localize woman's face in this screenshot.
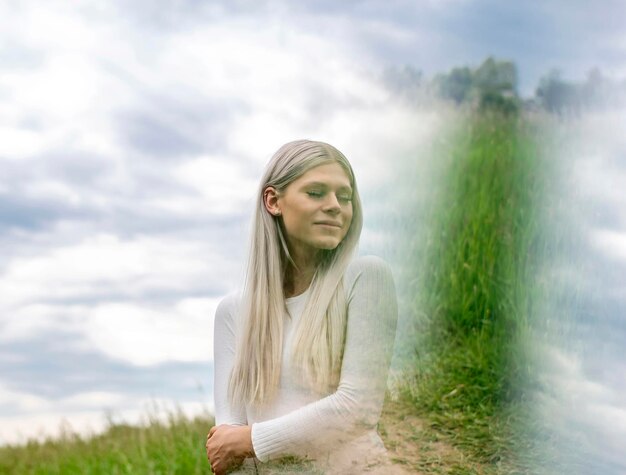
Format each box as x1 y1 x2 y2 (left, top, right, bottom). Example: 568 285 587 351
266 162 354 259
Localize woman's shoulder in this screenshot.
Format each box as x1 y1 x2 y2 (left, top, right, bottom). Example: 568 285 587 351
214 291 242 323
344 255 395 292
346 255 393 277
344 256 397 323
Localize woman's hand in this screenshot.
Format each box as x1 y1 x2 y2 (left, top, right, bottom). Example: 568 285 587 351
205 424 254 474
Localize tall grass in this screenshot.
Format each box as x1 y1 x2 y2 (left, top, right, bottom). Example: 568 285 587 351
0 408 214 475
403 111 546 471
0 408 319 474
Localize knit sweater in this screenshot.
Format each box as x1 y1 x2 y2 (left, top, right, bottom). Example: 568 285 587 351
213 255 398 471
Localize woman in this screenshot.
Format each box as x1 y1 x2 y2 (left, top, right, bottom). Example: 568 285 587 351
206 140 398 474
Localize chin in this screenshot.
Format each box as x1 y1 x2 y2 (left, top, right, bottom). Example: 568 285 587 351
315 239 342 250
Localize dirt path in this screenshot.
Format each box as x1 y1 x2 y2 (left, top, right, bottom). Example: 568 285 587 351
379 398 489 474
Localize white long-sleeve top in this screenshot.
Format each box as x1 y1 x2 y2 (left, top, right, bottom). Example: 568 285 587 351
213 256 398 472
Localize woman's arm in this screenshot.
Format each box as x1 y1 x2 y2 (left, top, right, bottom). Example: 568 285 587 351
250 256 398 462
208 295 252 473
213 294 247 426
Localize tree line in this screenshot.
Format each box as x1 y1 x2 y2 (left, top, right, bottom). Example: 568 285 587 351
384 57 626 115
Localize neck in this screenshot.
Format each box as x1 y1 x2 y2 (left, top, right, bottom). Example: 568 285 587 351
284 247 319 298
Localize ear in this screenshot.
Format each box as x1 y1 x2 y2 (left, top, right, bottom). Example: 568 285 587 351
263 186 282 216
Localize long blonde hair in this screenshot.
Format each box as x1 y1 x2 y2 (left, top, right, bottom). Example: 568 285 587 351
229 140 363 406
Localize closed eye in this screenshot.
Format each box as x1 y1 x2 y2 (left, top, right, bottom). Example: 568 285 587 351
338 194 352 203
306 190 352 203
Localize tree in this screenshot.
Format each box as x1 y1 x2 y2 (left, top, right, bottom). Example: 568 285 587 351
535 70 578 115
435 57 519 114
436 66 473 104
473 57 518 95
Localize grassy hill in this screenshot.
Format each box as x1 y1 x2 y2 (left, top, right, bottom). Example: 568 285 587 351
394 110 550 474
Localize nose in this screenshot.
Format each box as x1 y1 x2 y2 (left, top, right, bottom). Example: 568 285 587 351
323 194 341 214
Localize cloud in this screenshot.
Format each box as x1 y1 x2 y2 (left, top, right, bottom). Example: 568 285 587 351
0 386 128 415
536 346 626 472
0 234 234 310
571 111 626 212
0 331 213 399
2 298 218 367
83 298 219 366
591 229 626 262
173 156 258 215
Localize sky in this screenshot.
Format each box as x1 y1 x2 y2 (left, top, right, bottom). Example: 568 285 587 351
0 0 625 468
529 109 626 473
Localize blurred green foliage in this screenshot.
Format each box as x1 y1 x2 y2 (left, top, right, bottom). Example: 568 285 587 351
402 112 547 473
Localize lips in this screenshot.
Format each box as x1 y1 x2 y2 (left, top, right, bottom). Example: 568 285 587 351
315 221 342 228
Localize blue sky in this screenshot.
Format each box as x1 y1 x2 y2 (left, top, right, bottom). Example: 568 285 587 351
0 1 625 464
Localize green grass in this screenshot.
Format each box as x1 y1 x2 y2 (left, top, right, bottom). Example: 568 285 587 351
0 408 215 475
402 111 549 472
0 409 320 474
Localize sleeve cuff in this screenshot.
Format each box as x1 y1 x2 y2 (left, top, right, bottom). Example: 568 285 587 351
250 422 270 463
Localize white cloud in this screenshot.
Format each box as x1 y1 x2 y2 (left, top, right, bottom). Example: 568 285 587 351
573 157 626 210
1 297 219 366
22 179 84 206
0 127 44 159
83 298 219 366
173 156 258 214
0 5 130 161
12 53 101 122
537 345 626 468
0 385 131 422
568 110 626 207
0 233 230 366
0 385 49 413
0 234 229 310
590 228 626 262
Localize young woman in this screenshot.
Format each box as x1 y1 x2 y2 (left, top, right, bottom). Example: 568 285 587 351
206 140 398 474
